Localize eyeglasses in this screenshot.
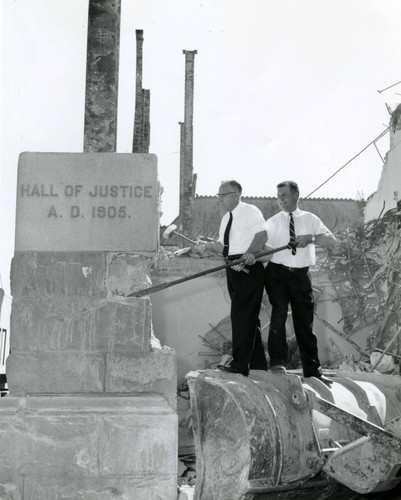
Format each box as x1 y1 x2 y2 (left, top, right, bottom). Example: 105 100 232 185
217 192 236 199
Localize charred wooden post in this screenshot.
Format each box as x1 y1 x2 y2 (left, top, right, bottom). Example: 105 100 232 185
179 50 197 237
84 0 121 152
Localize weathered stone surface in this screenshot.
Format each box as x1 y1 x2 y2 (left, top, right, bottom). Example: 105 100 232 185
0 394 177 499
102 411 176 475
23 476 177 500
84 0 121 153
11 252 108 298
10 297 151 352
6 352 105 394
9 150 176 499
6 347 176 404
15 153 159 252
106 347 177 408
11 251 153 298
106 252 154 296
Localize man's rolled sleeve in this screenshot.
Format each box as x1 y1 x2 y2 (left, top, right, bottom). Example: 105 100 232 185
312 214 332 236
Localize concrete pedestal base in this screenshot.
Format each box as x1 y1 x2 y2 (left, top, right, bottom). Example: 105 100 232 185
8 152 177 499
0 394 177 499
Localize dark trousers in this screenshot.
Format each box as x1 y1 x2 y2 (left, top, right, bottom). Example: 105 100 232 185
226 261 267 373
264 262 321 377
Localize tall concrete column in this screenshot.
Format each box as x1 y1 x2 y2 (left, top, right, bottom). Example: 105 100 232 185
132 30 144 153
179 121 185 232
180 50 197 237
84 0 121 152
132 30 150 153
141 88 151 153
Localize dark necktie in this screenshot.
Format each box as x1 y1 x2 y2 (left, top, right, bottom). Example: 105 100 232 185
289 212 296 255
223 212 233 257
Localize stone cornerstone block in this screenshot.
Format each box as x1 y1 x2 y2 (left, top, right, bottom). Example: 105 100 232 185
10 252 109 298
6 351 105 394
106 347 177 408
0 395 177 500
6 347 176 406
10 297 151 352
15 152 159 252
11 251 153 298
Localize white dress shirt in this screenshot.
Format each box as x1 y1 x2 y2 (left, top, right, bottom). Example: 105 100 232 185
217 201 266 255
265 208 332 267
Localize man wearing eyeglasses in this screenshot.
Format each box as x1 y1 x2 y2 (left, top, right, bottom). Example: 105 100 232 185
197 180 268 376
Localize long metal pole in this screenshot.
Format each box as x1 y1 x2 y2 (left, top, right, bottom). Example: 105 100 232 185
129 245 289 298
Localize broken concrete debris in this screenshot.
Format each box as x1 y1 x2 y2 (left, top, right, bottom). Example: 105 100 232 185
324 207 401 364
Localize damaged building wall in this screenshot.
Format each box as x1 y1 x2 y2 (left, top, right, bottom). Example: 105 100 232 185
189 196 364 241
365 103 401 222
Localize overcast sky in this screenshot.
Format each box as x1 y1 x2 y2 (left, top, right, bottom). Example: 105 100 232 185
1 0 401 309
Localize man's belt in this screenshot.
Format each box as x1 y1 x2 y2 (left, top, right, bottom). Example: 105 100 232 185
269 262 309 272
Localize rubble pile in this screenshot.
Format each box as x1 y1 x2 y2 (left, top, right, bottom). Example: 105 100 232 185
324 207 401 372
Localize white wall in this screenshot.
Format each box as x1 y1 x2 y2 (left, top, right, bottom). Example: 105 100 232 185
365 133 401 222
151 272 230 383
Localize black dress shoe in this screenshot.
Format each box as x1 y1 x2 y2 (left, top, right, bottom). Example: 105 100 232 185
318 375 333 386
217 364 248 377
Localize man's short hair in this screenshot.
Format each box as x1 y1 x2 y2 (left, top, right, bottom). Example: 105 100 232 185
277 180 299 194
221 180 242 194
